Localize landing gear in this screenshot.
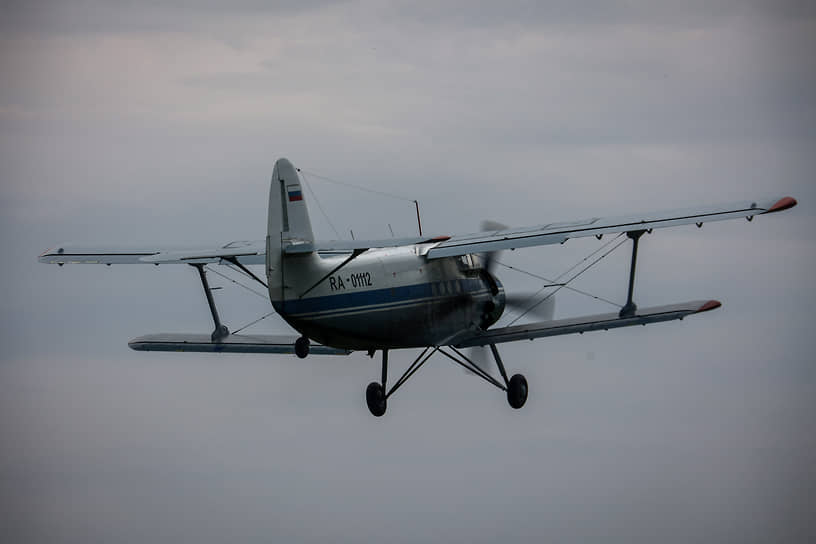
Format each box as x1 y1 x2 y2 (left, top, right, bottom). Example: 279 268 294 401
295 336 310 359
488 343 528 409
507 374 528 409
366 382 387 417
363 344 529 416
366 349 391 416
364 348 439 417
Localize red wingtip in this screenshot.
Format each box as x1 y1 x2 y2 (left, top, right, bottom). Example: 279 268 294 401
765 196 797 213
696 300 722 313
429 235 451 242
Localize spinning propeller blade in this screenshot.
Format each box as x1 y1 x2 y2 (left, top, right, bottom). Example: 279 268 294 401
480 220 508 274
504 293 556 320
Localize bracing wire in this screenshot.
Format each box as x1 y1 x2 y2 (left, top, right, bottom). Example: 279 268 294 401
205 265 268 300
552 232 625 283
495 260 622 308
232 311 277 335
298 166 423 236
204 265 278 334
297 168 416 203
505 235 629 326
299 172 341 239
497 233 625 321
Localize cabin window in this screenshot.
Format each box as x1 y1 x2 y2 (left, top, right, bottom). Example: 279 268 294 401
457 254 479 270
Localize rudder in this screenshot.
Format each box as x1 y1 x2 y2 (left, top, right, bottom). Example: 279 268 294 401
266 158 314 302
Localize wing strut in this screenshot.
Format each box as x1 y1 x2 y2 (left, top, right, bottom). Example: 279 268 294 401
298 248 367 298
620 229 647 317
192 264 230 341
223 257 268 289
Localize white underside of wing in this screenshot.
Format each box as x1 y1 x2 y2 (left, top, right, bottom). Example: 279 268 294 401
454 300 721 348
128 333 351 355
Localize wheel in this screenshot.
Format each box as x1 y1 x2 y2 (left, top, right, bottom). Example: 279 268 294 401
366 382 387 417
507 373 528 409
295 336 310 359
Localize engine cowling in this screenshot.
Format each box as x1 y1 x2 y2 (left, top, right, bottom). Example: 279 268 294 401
479 270 505 329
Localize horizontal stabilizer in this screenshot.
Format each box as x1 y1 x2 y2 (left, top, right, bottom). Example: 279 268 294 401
454 300 721 348
128 333 352 355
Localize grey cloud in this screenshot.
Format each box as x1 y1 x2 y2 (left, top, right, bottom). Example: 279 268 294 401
2 2 815 543
382 0 816 29
6 0 816 38
1 0 350 35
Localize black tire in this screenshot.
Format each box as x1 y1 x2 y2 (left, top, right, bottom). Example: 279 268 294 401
507 373 528 409
366 382 387 417
295 336 310 359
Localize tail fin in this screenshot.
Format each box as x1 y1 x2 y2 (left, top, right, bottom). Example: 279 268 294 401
266 158 314 301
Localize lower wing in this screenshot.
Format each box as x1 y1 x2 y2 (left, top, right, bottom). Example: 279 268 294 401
453 300 721 348
128 333 351 355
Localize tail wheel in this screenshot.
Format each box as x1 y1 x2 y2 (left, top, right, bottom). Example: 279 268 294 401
366 382 387 417
295 336 310 359
507 374 528 409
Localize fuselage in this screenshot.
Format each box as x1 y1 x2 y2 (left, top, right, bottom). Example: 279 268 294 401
271 245 505 350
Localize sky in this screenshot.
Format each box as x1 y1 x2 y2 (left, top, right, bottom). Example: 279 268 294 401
1 1 815 542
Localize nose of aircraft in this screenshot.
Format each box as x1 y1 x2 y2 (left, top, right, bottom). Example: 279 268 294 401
480 270 506 329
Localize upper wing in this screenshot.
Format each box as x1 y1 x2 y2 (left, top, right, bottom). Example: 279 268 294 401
38 240 266 265
38 235 453 264
283 235 452 254
426 196 797 259
39 197 796 264
454 299 721 348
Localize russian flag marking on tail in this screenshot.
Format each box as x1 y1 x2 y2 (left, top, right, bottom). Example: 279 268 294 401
287 185 303 202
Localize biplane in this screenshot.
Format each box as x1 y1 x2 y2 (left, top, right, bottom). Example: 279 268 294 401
39 158 797 416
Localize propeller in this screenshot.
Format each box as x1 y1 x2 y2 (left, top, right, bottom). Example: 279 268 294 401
464 294 556 376
478 219 557 319
464 220 557 375
504 293 555 320
479 220 506 276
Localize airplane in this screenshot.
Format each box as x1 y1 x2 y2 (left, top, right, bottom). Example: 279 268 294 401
39 158 798 416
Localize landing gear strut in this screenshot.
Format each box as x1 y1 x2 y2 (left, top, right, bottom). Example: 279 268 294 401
489 343 528 409
366 349 388 416
364 344 528 416
366 348 439 417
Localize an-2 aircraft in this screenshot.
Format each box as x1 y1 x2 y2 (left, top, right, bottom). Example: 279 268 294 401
39 158 797 416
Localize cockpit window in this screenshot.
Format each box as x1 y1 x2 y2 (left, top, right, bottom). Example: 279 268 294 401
457 254 481 270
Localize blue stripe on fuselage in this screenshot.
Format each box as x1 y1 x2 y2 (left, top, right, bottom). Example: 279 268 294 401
276 278 484 317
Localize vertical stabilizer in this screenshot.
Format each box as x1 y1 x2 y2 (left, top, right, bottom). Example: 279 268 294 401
266 158 314 302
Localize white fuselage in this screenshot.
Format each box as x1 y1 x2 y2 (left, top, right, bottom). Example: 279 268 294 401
271 245 505 349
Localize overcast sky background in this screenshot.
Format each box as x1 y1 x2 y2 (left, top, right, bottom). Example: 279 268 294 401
2 1 815 542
